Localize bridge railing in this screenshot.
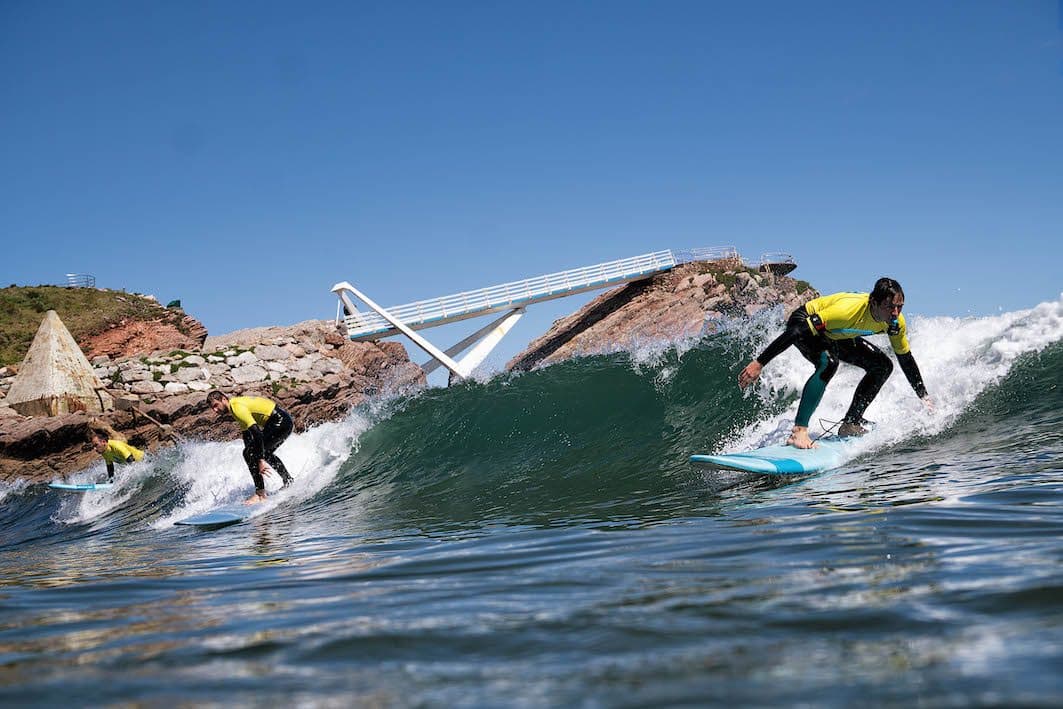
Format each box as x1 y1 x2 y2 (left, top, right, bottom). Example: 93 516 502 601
674 246 741 266
341 245 799 339
344 249 676 337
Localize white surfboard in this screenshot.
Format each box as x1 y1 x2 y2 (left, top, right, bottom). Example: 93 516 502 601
690 437 857 475
174 504 249 530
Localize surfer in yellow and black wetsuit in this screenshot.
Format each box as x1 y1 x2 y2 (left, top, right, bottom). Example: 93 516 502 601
207 391 294 504
738 277 933 449
88 422 145 482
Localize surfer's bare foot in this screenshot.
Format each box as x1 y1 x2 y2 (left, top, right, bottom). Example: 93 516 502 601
787 426 816 449
838 421 868 437
244 492 267 505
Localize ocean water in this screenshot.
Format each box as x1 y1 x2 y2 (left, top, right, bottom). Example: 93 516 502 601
2 297 1062 706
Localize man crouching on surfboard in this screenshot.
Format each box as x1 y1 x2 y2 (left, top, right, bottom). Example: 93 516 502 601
738 277 933 449
207 391 295 504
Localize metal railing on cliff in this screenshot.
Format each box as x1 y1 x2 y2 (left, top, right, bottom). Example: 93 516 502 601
675 247 795 272
64 273 96 288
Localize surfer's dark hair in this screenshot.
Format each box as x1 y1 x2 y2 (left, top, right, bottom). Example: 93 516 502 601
871 277 904 303
206 390 228 405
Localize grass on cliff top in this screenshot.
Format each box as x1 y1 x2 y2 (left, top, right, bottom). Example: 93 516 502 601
0 285 170 366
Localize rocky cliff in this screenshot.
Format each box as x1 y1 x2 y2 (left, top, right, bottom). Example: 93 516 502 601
0 320 424 482
0 286 209 366
507 261 818 371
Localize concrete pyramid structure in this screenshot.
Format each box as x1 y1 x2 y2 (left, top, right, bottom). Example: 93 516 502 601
5 310 109 416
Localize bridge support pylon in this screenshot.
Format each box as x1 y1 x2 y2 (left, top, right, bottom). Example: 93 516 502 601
331 281 523 381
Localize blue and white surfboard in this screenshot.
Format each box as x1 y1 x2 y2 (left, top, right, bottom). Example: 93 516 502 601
49 482 114 492
690 437 856 475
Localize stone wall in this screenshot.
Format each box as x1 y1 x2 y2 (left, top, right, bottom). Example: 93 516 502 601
0 320 425 482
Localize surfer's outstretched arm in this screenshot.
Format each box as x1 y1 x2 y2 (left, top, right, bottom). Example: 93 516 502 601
739 313 808 388
897 351 932 408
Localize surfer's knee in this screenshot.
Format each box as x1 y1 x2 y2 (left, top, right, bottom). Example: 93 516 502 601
871 353 893 378
817 354 839 383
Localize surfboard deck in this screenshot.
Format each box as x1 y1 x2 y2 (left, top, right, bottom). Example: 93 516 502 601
49 482 114 492
174 504 249 530
690 437 856 475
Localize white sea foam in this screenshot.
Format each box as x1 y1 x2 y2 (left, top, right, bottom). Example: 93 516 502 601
723 295 1063 456
0 479 29 505
152 407 375 529
52 459 151 524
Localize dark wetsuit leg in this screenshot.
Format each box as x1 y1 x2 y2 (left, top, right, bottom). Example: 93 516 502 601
835 337 893 424
242 407 294 490
242 441 265 490
262 408 294 485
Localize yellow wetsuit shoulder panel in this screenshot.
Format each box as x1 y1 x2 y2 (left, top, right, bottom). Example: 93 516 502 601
228 396 277 431
103 439 144 465
805 292 910 354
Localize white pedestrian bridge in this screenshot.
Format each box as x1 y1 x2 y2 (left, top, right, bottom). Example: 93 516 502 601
331 247 787 380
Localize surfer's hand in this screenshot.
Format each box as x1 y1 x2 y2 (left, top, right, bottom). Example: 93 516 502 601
258 460 273 477
921 396 934 413
739 361 762 389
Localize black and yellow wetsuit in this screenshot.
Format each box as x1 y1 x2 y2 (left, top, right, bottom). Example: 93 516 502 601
101 439 144 481
756 293 927 428
226 396 294 492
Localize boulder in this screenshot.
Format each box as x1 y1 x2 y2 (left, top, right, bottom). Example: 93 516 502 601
115 395 140 411
120 368 154 382
229 351 259 366
176 367 210 383
230 365 268 385
290 357 315 372
254 344 289 361
312 358 344 375
129 380 164 394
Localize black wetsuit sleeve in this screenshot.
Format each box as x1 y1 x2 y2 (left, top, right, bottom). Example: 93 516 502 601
106 460 115 479
756 317 807 366
243 424 266 464
897 351 928 399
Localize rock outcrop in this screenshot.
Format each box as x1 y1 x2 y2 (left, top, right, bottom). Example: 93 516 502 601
82 311 208 361
507 261 818 371
0 320 424 482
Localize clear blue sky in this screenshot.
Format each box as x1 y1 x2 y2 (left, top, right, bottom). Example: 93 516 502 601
3 1 1061 370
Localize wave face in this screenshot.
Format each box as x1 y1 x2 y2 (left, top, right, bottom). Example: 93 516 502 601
2 297 1062 706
